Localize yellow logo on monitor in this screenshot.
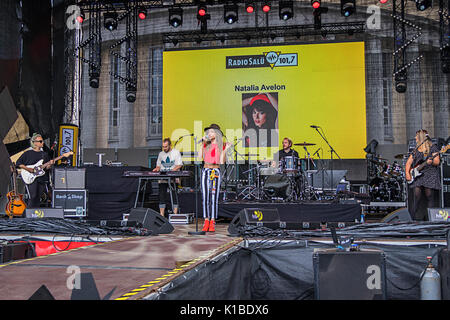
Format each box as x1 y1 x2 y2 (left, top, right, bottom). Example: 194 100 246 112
439 210 449 220
253 210 263 221
34 209 44 218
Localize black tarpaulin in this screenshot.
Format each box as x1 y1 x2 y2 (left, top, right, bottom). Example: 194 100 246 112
147 241 445 300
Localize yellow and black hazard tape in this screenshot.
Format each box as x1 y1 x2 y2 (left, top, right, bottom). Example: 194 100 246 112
0 236 135 269
115 238 243 300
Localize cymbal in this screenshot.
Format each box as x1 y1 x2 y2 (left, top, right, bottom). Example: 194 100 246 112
294 142 316 146
394 154 405 159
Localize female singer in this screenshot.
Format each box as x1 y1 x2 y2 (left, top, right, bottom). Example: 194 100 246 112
405 129 441 221
199 124 230 232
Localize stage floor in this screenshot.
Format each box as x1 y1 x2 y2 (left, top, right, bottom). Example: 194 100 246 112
0 222 242 300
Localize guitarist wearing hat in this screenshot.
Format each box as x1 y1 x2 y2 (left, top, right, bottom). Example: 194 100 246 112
16 133 56 208
405 129 441 221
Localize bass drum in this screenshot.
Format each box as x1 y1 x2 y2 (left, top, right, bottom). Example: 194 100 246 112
263 174 293 200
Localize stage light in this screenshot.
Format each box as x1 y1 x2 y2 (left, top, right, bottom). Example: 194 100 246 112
379 0 388 3
104 12 118 31
279 0 293 20
246 2 255 13
341 0 355 17
311 0 321 9
89 72 99 89
126 90 136 103
224 4 238 24
198 5 207 17
415 0 431 10
169 7 183 28
313 6 327 29
395 72 407 93
138 8 147 20
76 11 85 24
262 2 271 13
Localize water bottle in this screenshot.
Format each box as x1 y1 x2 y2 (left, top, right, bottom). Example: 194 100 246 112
420 256 441 300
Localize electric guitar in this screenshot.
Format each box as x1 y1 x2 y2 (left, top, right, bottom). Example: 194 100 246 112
21 151 73 185
5 163 26 219
407 144 449 184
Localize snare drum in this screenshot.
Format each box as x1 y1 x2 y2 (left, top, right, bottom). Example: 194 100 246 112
281 156 300 175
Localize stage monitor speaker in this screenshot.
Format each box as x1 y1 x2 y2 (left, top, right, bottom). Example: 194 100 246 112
313 248 387 300
381 207 412 223
128 208 174 235
228 208 280 235
25 208 65 219
427 208 450 222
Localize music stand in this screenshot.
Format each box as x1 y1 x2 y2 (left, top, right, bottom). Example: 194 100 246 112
188 135 206 235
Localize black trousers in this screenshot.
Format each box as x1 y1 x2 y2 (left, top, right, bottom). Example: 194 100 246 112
26 180 46 208
158 182 179 211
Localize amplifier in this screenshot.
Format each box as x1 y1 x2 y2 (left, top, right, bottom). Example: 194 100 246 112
313 248 387 300
442 154 450 207
54 167 86 189
52 189 87 217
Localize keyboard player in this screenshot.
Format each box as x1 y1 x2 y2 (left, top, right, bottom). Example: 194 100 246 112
153 138 183 217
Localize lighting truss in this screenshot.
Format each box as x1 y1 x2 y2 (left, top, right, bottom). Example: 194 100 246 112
162 21 365 44
392 0 424 92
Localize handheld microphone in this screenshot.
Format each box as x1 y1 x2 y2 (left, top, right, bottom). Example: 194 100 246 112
310 125 319 129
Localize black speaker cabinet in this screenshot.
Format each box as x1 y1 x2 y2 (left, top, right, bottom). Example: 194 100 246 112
313 248 387 300
381 207 412 223
128 208 174 235
438 248 450 300
228 208 280 235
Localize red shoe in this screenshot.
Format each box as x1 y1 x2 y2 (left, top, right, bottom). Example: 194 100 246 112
202 219 210 232
208 219 215 232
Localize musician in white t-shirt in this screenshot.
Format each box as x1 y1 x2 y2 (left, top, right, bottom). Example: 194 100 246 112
153 138 183 217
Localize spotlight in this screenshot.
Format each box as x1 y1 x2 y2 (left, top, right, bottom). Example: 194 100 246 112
341 0 355 17
313 6 327 29
198 5 207 17
379 0 388 3
126 89 136 103
138 8 147 20
262 2 271 13
76 11 85 24
246 2 255 13
311 0 321 9
279 0 293 20
224 3 238 24
104 12 118 31
169 7 183 28
395 72 407 93
415 0 431 10
89 72 99 89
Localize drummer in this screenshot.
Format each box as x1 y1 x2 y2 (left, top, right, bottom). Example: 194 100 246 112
271 137 300 169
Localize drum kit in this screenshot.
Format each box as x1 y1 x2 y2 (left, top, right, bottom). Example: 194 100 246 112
367 154 406 202
237 142 319 202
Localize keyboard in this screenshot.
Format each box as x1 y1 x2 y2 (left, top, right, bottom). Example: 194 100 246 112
122 170 192 178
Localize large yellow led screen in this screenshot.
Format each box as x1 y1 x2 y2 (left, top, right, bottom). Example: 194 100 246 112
163 41 366 161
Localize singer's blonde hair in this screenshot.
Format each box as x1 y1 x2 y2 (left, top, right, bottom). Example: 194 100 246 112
416 129 432 156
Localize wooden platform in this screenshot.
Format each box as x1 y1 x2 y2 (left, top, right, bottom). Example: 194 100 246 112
0 222 242 300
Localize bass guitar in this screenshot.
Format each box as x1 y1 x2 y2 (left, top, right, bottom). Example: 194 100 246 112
21 151 73 185
407 144 449 184
5 163 26 219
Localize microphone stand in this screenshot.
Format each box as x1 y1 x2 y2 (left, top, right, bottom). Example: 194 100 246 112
313 127 341 194
188 135 206 235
